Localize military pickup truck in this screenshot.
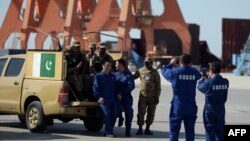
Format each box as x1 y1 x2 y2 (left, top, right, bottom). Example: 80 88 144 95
0 49 103 132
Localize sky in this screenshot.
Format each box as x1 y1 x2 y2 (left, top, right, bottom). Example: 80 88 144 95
1 0 250 58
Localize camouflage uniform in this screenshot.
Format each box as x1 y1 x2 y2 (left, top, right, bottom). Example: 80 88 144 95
133 67 161 126
65 47 75 86
66 42 87 101
86 52 99 74
84 43 99 101
95 42 114 72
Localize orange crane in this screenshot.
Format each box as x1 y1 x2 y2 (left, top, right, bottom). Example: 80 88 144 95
0 0 193 64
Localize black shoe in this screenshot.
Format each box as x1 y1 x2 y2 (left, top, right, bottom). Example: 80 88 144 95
144 129 153 135
136 129 143 135
118 117 124 127
125 131 131 137
105 134 117 138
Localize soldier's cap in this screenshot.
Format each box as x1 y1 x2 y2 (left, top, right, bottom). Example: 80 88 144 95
64 45 72 51
72 40 80 47
98 42 107 49
89 43 96 49
71 45 80 52
144 57 152 63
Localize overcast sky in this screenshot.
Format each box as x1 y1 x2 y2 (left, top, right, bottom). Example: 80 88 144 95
1 0 250 58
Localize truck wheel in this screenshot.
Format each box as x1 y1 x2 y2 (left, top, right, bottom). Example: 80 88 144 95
26 101 46 132
84 117 103 131
18 115 26 124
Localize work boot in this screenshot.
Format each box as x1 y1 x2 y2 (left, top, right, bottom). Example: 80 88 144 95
144 124 153 135
136 125 143 135
118 117 124 127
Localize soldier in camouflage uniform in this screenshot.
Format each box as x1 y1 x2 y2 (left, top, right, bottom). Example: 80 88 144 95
86 43 99 75
85 43 99 101
66 41 88 101
133 57 161 135
96 42 114 72
65 45 75 87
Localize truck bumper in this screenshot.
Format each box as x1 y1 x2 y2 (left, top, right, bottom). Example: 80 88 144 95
59 101 100 117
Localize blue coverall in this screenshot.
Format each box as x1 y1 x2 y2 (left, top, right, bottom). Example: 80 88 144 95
197 75 229 141
93 71 118 135
162 64 201 141
115 70 135 131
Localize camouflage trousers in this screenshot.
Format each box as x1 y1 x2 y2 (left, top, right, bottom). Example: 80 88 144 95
137 94 157 126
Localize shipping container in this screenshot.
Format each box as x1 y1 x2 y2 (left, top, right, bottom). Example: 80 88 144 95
222 18 250 69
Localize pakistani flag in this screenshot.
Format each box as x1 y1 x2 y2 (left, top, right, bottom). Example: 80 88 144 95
33 53 56 77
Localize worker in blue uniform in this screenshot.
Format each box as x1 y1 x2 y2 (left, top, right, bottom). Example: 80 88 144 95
115 58 135 137
93 60 119 138
197 62 229 141
162 54 202 141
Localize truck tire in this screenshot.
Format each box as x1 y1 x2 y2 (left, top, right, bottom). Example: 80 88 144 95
25 101 46 132
83 117 103 131
18 115 26 124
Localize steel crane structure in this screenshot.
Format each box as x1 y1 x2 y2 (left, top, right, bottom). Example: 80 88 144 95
0 0 192 60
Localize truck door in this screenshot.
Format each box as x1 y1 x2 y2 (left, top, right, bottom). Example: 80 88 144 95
0 58 25 113
0 58 8 111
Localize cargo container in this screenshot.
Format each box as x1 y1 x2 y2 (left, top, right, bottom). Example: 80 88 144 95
222 18 250 70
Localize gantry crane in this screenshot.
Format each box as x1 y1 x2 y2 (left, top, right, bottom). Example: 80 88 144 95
0 0 196 66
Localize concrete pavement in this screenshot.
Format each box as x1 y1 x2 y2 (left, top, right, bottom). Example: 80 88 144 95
0 73 249 140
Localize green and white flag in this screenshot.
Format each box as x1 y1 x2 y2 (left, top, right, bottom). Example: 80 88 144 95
33 53 56 77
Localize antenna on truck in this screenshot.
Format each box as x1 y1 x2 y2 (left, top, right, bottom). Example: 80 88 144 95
22 26 62 51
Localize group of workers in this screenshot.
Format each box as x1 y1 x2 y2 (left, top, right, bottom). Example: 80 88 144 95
64 41 229 141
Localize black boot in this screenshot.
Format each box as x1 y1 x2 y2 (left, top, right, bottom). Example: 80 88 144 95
136 125 143 135
144 124 153 135
125 129 131 137
118 117 124 127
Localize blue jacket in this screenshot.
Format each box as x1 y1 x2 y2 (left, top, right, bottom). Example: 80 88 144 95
93 71 117 104
162 64 202 113
115 70 135 98
197 75 229 114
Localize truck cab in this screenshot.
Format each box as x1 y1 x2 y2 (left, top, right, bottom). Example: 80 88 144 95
0 53 25 113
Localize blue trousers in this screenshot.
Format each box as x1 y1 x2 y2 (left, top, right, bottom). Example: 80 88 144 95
203 110 225 141
169 104 197 141
120 97 133 130
102 101 118 134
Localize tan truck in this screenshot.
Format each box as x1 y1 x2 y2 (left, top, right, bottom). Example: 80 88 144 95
0 50 103 132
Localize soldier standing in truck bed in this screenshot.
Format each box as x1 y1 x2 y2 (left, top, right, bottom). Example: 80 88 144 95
85 43 99 101
65 41 88 101
95 42 114 72
86 43 99 75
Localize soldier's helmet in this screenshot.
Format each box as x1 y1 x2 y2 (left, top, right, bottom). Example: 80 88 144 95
144 57 152 63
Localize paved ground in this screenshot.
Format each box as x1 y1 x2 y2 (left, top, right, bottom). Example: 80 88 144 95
0 73 250 141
